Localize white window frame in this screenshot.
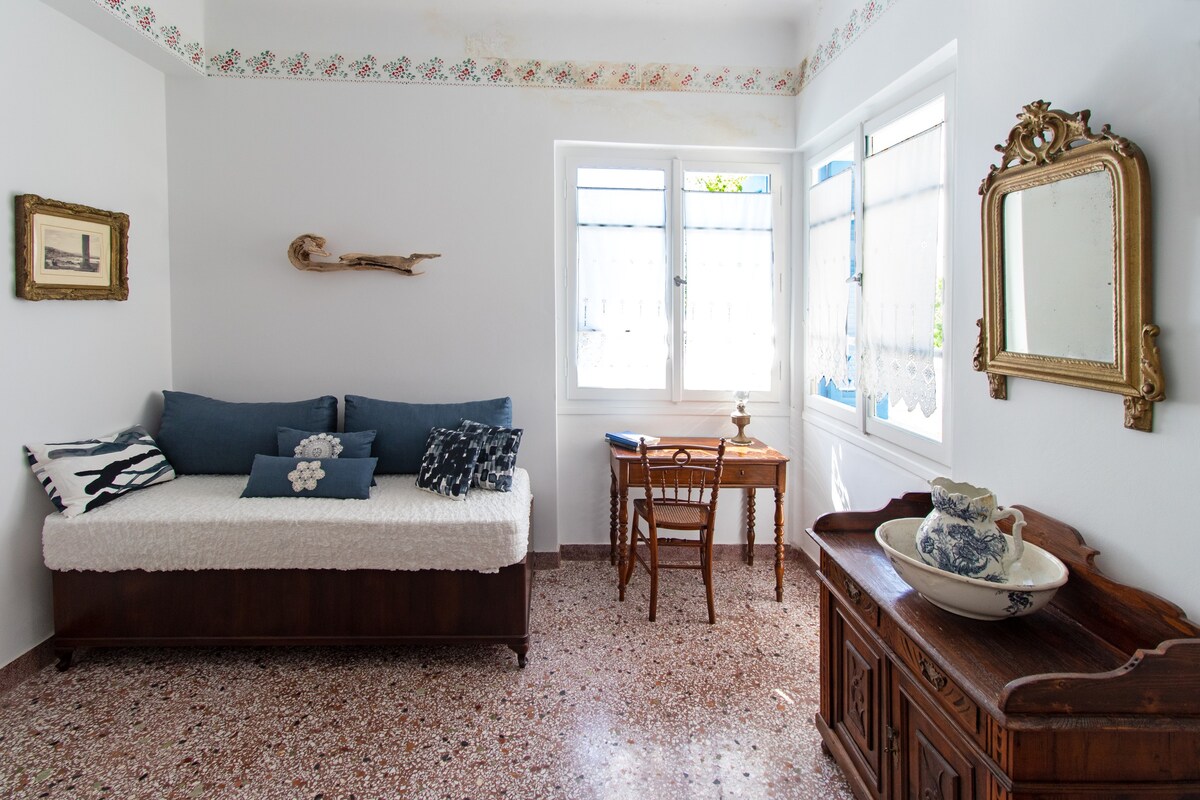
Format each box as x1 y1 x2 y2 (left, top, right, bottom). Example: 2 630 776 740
802 73 955 466
559 145 791 411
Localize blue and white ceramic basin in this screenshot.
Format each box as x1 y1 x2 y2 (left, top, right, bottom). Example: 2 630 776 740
876 518 1068 620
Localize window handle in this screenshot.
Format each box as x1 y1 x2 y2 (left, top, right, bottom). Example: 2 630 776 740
673 275 687 287
846 273 863 286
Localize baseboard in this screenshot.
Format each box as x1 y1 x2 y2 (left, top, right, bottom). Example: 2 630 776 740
0 638 54 696
529 551 562 570
557 543 807 564
560 545 610 562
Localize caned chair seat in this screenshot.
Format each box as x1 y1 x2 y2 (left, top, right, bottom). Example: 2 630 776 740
619 439 727 623
631 498 708 529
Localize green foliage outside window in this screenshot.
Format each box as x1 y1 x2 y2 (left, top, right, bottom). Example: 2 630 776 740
702 174 746 193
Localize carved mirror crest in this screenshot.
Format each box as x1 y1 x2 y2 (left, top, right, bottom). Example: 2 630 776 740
975 101 1163 430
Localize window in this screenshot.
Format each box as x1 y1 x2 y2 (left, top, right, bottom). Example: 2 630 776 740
565 150 787 403
805 84 950 458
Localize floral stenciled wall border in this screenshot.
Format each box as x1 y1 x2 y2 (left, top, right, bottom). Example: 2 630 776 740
210 51 799 95
91 0 899 95
92 0 205 73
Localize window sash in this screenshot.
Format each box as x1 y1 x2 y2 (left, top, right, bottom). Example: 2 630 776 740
804 79 951 462
565 154 786 404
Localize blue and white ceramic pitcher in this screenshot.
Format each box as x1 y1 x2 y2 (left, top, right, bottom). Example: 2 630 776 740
915 478 1025 583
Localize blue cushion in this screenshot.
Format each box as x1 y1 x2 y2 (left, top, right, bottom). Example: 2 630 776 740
25 425 175 517
277 427 376 459
241 455 377 499
415 428 485 500
343 395 512 474
157 391 338 475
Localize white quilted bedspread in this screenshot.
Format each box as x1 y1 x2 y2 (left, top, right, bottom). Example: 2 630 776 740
42 469 531 573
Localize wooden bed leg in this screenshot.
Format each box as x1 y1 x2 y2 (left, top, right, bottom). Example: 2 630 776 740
55 648 74 671
511 643 529 668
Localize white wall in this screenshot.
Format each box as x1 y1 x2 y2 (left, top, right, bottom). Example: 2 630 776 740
0 0 174 668
795 0 1200 619
165 74 794 552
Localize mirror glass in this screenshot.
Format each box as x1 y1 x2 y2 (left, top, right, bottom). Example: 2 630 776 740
1001 170 1115 362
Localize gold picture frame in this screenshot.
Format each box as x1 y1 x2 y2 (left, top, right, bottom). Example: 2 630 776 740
15 194 129 301
975 102 1161 431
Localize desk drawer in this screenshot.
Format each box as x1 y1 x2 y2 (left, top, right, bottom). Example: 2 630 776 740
723 464 778 486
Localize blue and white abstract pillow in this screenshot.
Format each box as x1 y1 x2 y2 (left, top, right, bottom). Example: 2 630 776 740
458 419 523 492
415 427 485 500
25 425 176 517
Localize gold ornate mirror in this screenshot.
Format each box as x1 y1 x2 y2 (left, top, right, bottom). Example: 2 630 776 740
975 101 1163 431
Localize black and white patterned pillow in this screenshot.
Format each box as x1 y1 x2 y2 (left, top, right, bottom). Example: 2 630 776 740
458 419 523 492
25 425 176 517
415 427 485 500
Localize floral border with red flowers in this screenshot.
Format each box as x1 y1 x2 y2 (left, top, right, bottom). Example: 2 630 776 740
91 0 898 95
796 0 900 93
211 50 799 95
91 0 206 73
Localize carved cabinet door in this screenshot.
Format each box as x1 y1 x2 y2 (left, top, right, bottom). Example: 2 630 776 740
830 602 887 800
894 672 984 800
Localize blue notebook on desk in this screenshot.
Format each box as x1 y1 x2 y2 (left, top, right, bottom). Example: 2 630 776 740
605 431 660 450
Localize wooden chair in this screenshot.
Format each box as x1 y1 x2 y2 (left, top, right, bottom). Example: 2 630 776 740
620 439 726 623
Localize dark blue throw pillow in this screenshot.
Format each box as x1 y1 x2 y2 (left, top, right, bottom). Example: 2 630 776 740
277 427 376 459
343 395 511 474
241 455 378 499
158 391 338 475
415 428 485 500
458 419 523 492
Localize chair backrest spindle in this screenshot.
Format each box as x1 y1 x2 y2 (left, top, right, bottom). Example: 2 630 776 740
637 439 727 522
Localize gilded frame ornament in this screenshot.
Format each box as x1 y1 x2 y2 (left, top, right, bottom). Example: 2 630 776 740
15 194 129 301
976 101 1162 431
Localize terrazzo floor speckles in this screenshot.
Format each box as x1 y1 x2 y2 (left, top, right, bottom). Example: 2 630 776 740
0 561 854 799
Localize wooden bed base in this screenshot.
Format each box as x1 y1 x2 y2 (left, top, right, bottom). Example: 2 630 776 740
51 558 532 669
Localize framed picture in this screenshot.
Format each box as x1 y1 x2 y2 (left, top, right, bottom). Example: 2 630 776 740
15 194 129 300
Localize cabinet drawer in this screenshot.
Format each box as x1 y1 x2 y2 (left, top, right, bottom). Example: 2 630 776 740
823 560 880 628
723 464 778 486
892 629 985 747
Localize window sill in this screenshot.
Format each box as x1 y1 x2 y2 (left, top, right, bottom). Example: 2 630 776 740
558 397 791 418
801 406 949 481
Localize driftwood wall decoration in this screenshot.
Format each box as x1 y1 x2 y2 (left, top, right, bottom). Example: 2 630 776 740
287 234 441 276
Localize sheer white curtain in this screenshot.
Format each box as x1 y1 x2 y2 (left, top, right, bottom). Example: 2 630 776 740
576 180 669 390
859 125 942 417
681 189 774 391
806 169 854 388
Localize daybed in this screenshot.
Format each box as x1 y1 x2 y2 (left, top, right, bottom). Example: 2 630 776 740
32 392 534 669
44 471 533 668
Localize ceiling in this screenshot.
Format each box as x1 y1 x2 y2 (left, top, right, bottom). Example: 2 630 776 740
253 0 817 24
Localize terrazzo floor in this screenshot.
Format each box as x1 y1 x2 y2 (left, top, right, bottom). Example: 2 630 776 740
0 559 854 800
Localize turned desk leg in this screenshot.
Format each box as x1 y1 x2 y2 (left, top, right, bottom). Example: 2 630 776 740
617 487 629 601
746 488 757 565
609 470 618 566
774 488 785 602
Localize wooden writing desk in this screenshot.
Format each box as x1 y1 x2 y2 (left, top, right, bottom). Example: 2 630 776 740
608 437 789 601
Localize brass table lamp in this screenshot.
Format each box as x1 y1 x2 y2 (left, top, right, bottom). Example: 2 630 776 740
729 391 753 445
